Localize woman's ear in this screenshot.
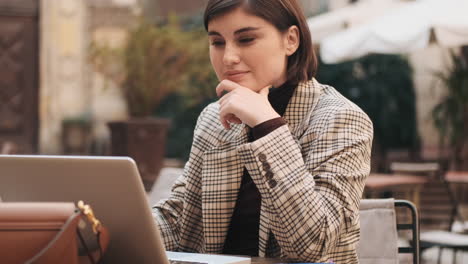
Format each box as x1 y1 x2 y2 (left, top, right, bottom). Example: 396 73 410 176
285 25 300 56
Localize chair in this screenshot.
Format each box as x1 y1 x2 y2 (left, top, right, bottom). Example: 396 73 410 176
390 162 440 178
389 162 454 231
419 176 468 264
420 231 468 264
358 199 419 264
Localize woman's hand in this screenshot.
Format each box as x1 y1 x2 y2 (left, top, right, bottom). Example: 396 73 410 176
216 79 280 130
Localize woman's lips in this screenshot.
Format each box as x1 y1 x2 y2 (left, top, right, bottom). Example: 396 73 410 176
225 71 249 81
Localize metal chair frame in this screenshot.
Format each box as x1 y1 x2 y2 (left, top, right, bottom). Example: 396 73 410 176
395 199 420 264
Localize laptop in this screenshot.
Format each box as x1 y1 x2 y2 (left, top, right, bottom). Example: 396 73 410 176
0 155 250 264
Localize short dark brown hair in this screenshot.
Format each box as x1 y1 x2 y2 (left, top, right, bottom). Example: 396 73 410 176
204 0 317 85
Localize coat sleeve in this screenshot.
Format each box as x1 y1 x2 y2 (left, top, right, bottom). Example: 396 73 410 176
151 107 209 251
237 107 373 261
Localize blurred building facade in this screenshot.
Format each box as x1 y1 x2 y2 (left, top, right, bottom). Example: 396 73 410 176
0 0 137 154
140 0 206 18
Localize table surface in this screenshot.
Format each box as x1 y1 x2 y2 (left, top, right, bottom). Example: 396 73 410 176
365 173 428 189
251 257 285 264
445 171 468 183
251 258 317 263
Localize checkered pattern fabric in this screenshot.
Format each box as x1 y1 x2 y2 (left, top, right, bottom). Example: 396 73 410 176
152 79 373 263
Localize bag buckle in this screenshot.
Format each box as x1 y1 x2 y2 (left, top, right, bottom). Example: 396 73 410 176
77 200 102 234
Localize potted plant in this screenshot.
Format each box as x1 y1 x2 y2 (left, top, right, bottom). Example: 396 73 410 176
89 18 191 191
432 51 468 170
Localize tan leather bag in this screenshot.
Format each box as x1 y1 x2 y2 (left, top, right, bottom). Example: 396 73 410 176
0 201 109 264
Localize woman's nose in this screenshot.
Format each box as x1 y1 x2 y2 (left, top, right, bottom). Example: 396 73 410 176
223 45 241 66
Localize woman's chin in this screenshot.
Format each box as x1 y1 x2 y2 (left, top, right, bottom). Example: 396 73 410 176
225 79 264 92
235 80 256 90
241 81 268 92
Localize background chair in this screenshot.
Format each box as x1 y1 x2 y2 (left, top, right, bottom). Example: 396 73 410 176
389 162 468 263
390 162 440 178
389 162 456 232
358 199 419 264
418 176 468 264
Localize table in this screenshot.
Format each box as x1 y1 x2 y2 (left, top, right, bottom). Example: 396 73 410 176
445 171 468 221
365 173 428 207
389 162 439 177
251 257 285 264
446 171 468 203
252 258 328 263
445 171 468 183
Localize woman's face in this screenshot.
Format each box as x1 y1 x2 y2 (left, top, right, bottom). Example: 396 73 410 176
208 7 296 91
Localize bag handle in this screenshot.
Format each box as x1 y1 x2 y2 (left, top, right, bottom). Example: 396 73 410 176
26 202 110 264
25 210 81 263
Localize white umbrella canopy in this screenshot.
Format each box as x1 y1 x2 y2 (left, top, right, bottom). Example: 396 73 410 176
307 0 406 44
319 0 468 64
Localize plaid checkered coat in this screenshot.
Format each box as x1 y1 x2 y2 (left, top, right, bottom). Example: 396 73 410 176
153 79 373 263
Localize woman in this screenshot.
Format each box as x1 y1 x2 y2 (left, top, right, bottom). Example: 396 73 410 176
153 0 373 263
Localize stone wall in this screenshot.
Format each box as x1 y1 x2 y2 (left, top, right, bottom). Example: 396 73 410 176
40 0 89 153
39 0 137 154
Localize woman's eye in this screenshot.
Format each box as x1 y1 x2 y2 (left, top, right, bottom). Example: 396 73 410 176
211 40 225 46
239 38 254 44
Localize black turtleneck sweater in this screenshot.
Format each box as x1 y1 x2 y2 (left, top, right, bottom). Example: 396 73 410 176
222 82 296 256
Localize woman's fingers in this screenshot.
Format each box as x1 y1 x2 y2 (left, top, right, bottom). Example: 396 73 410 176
219 106 242 130
216 79 240 97
220 114 241 130
217 81 274 129
221 117 231 130
227 114 242 124
219 91 242 129
219 105 229 129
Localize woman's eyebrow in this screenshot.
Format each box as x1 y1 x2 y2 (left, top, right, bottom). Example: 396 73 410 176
208 27 260 37
234 27 260 35
208 31 221 36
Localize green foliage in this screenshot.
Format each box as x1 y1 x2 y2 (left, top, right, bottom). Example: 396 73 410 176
89 17 195 117
317 54 420 154
432 52 468 168
178 27 218 106
124 17 191 116
155 19 218 160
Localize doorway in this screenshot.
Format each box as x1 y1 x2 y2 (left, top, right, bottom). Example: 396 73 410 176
0 0 39 154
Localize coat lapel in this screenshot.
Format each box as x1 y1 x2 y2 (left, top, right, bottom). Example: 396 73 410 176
283 79 322 138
